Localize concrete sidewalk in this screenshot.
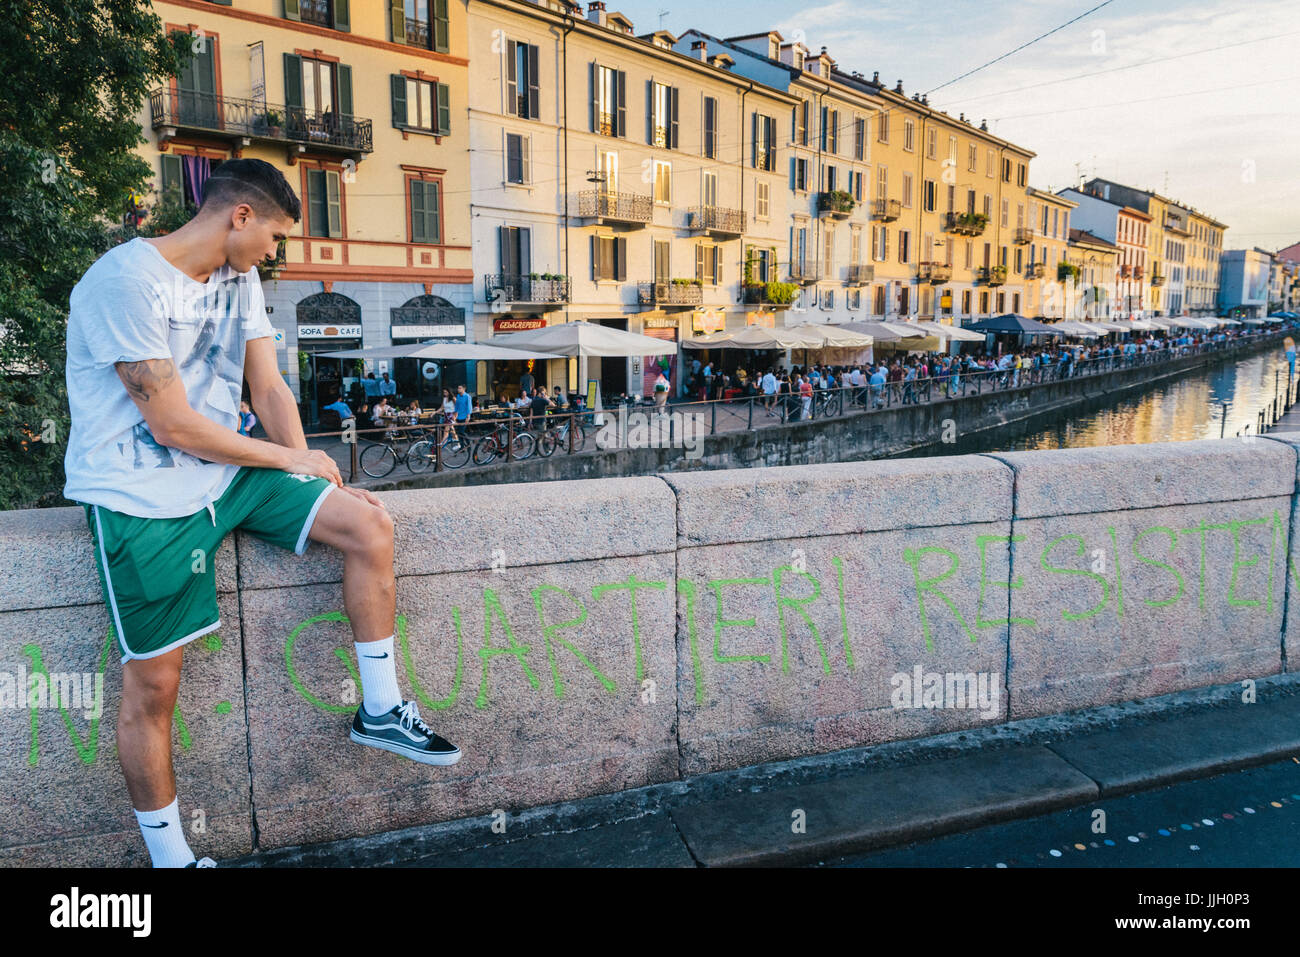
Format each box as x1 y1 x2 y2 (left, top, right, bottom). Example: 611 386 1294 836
230 676 1300 868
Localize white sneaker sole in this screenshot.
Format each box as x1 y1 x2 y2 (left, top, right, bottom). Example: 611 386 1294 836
349 728 463 766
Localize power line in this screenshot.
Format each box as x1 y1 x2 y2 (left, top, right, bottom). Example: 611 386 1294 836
924 0 1117 96
990 74 1299 121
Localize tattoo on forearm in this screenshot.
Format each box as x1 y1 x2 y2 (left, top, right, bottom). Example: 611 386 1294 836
116 359 178 403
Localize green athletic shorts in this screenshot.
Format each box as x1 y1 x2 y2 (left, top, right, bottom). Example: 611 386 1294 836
82 466 335 663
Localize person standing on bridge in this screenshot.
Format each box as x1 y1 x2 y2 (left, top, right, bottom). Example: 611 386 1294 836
62 159 460 869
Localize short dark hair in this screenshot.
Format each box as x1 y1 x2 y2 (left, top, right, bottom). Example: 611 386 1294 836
199 158 302 223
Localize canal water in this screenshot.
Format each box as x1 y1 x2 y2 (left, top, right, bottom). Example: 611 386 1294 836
896 341 1295 457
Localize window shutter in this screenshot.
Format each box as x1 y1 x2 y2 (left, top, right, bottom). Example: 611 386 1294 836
615 70 626 137
390 74 407 128
413 182 428 243
526 45 539 119
589 63 597 132
500 225 516 273
521 137 530 183
713 246 722 285
751 112 758 168
428 182 440 243
436 83 450 134
337 64 353 118
590 235 600 280
789 156 795 191
765 117 775 169
518 227 530 274
334 0 350 32
160 154 183 200
326 170 342 238
283 54 302 111
506 134 521 182
284 0 300 21
695 243 704 281
433 0 449 53
670 86 679 149
615 238 626 281
645 78 653 145
506 40 518 116
390 0 405 43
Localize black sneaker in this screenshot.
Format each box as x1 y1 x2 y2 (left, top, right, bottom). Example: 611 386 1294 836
350 700 462 766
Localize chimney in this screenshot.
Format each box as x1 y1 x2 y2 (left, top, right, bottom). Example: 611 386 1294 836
691 39 707 60
979 118 987 131
958 112 965 123
895 79 904 94
586 1 605 25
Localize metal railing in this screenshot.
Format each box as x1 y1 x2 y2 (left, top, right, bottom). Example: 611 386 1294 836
978 265 1008 285
483 274 571 305
688 205 745 234
577 189 652 223
918 261 951 283
847 263 875 285
944 211 988 236
148 88 374 153
306 328 1289 483
872 198 901 221
637 281 703 307
789 262 821 284
1013 226 1034 245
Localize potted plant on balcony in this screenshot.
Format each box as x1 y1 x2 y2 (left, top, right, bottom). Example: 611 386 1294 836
819 190 856 217
766 281 797 305
261 110 283 137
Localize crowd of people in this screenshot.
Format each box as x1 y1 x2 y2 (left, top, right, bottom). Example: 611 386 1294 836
680 324 1270 419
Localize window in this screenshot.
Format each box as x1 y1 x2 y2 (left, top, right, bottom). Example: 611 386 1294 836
1016 203 1024 228
306 167 342 238
1016 162 1026 187
873 284 886 314
391 75 449 134
591 235 626 280
505 41 539 119
393 0 449 53
821 288 835 310
1002 157 1012 182
964 239 972 268
696 243 721 284
962 289 971 313
648 80 678 148
967 143 977 172
854 116 865 160
925 127 936 159
591 64 626 136
653 239 670 282
850 226 861 266
878 112 889 144
793 99 808 146
898 229 910 264
983 194 992 218
901 172 913 208
948 135 957 162
821 107 839 153
876 165 888 200
903 119 914 151
946 184 955 213
823 228 834 274
1062 211 1069 236
1051 207 1059 238
792 156 808 192
756 181 770 219
851 169 863 202
793 226 808 272
753 113 776 170
986 149 994 178
848 288 861 310
653 160 671 203
505 132 530 184
1041 205 1049 233
748 245 774 283
922 178 935 213
1014 248 1022 272
499 224 530 274
408 178 439 243
292 0 345 30
702 95 717 158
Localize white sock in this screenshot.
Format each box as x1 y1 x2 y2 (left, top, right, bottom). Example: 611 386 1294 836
134 796 196 868
356 635 402 716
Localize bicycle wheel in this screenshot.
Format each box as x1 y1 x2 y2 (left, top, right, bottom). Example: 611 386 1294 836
510 430 536 460
824 392 842 417
472 434 500 466
359 443 397 478
567 422 587 452
536 429 557 457
406 440 434 472
440 435 471 469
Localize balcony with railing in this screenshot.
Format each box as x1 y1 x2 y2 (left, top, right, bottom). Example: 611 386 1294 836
872 198 901 221
944 211 989 236
1118 264 1132 279
637 280 703 309
577 189 651 226
978 264 1007 286
789 261 821 285
483 274 571 310
1150 271 1165 286
917 261 951 283
148 88 374 156
688 205 744 237
741 282 797 308
846 263 875 286
1013 226 1034 245
1025 261 1045 279
818 191 856 219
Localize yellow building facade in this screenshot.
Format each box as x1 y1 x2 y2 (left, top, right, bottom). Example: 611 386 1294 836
140 0 473 418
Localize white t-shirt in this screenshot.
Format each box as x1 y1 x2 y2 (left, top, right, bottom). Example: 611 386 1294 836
63 238 275 518
761 372 777 395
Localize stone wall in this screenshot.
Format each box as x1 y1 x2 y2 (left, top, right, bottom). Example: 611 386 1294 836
3 434 1297 865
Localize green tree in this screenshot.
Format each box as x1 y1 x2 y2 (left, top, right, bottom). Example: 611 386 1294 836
0 1 189 509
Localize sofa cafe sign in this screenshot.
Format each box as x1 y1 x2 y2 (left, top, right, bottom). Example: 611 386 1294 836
298 324 362 339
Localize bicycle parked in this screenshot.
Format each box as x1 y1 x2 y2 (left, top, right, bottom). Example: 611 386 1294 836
472 412 535 465
360 423 437 478
535 409 587 457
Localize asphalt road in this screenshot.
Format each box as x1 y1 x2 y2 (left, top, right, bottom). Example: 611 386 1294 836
822 757 1300 868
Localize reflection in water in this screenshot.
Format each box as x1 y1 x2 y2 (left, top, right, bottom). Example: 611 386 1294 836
898 346 1294 457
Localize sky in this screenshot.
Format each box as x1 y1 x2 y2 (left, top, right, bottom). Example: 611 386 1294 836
611 0 1299 251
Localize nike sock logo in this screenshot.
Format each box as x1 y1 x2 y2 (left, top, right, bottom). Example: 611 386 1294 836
142 822 168 829
363 652 389 659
